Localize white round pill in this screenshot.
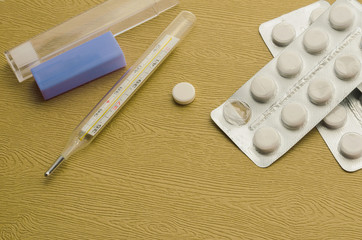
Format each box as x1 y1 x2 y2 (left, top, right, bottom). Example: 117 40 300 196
309 7 327 24
253 126 281 154
281 102 307 130
303 28 329 54
276 51 303 78
307 78 334 105
250 76 277 103
323 104 347 129
172 82 195 105
339 133 362 159
334 55 361 80
329 4 355 31
271 22 296 47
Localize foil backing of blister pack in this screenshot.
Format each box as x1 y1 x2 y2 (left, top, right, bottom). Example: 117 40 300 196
211 0 362 168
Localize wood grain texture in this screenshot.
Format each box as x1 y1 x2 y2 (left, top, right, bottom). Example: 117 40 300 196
1 0 362 239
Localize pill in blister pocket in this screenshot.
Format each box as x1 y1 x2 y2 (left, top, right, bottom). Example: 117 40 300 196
329 4 355 30
308 78 334 105
281 102 308 130
303 28 329 54
276 51 303 78
323 104 347 129
339 133 362 159
334 55 361 80
310 7 327 23
250 76 277 102
253 126 281 154
271 22 296 47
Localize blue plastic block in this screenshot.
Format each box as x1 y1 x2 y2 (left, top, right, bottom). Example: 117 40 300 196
31 31 126 100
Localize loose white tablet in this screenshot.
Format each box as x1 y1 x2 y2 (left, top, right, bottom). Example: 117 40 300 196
271 22 296 47
250 76 277 102
172 82 195 105
281 102 307 129
253 126 281 154
334 55 361 80
308 78 334 105
329 4 355 31
310 7 327 24
323 104 347 129
276 51 303 78
303 28 329 54
339 133 362 159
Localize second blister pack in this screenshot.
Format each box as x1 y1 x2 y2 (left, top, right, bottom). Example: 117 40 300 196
211 0 362 167
318 91 362 172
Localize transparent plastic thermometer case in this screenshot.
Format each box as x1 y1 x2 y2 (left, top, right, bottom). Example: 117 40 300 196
45 11 196 176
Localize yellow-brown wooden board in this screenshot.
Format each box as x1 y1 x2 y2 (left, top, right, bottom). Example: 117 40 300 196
1 0 361 239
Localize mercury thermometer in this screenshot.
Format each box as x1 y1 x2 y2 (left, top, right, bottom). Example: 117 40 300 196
45 11 196 176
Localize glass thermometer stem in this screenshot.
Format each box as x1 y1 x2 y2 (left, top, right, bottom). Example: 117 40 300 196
45 11 196 177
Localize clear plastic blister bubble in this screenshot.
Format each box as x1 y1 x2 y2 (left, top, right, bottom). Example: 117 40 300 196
223 99 252 126
211 0 362 168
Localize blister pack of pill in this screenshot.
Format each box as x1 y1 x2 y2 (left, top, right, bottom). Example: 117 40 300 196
318 90 362 172
211 0 362 167
259 0 362 92
259 0 362 171
259 0 330 57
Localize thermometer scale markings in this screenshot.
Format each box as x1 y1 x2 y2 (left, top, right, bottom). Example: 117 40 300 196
80 35 179 139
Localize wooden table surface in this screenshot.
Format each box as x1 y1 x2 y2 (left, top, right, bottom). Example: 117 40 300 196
1 0 362 239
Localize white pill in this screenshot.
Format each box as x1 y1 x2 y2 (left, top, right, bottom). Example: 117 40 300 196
329 4 355 31
308 78 334 105
334 55 361 80
323 105 347 129
253 126 281 154
172 82 195 105
339 133 362 159
271 22 296 47
309 7 327 24
250 76 277 103
281 102 307 130
276 51 303 78
303 28 329 54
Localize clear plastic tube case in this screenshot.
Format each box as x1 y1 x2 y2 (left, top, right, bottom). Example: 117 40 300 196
4 0 179 83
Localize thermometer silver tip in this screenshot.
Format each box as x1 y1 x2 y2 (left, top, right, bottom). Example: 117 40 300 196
44 156 65 177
